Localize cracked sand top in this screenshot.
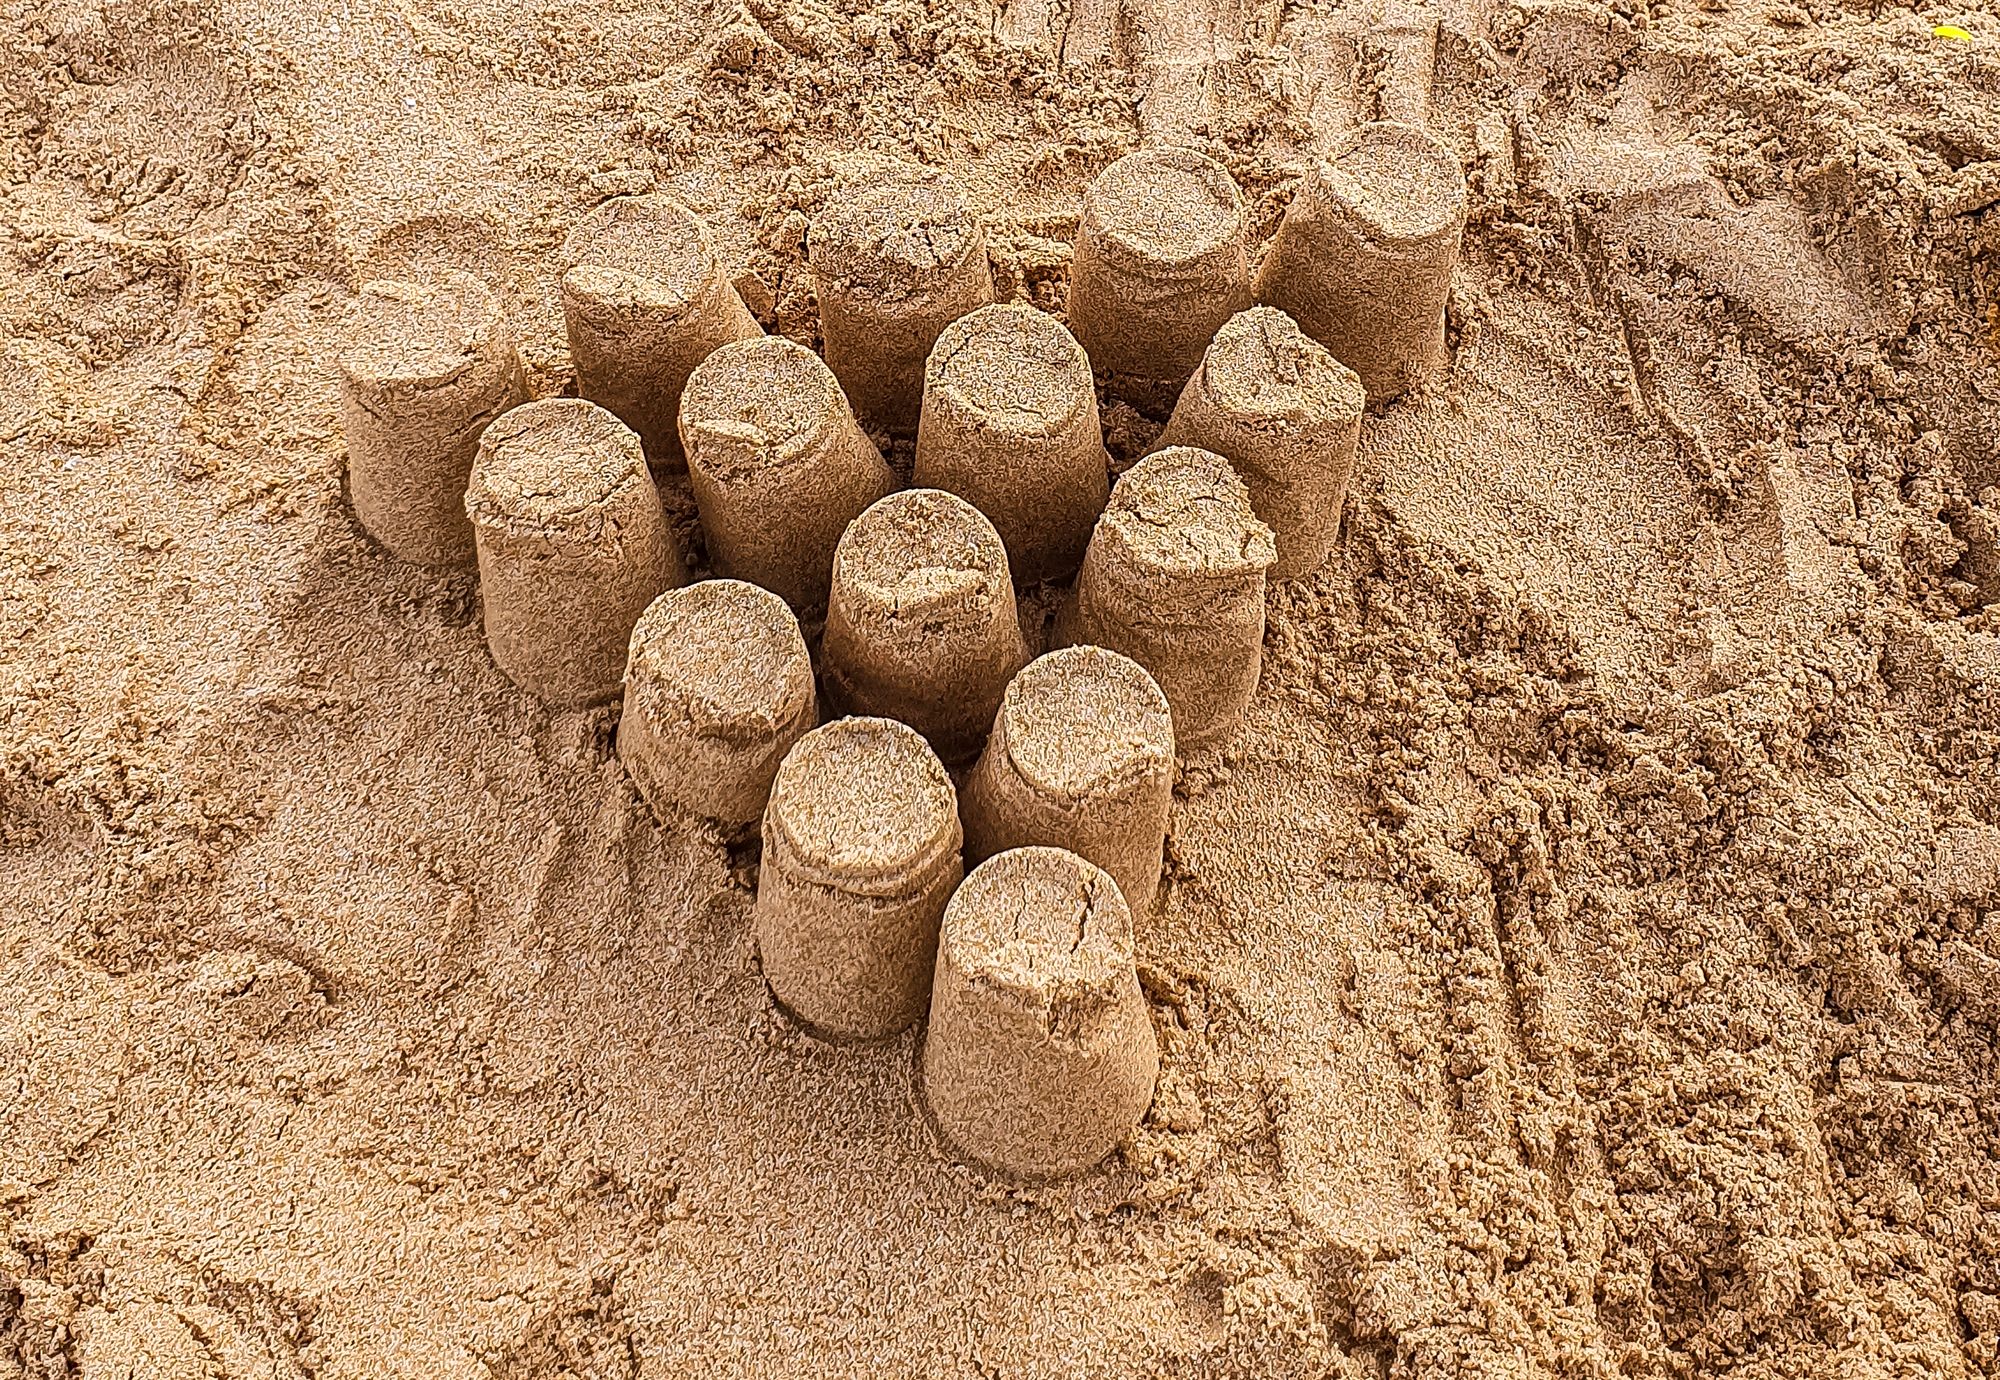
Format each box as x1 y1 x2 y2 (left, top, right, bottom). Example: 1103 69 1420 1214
464 399 647 536
680 337 844 475
1202 307 1366 426
627 581 813 736
928 304 1092 434
1318 122 1468 247
810 169 982 299
1100 446 1277 581
835 489 1008 625
1082 147 1246 276
943 848 1133 1001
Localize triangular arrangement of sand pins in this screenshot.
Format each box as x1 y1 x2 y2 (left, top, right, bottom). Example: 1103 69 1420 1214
334 126 1469 1183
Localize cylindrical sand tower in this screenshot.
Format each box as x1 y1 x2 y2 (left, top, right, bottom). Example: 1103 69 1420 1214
960 647 1175 913
559 194 762 467
466 399 684 706
337 272 527 567
618 579 817 830
1253 122 1467 403
913 303 1109 584
810 166 994 434
756 717 964 1042
679 335 897 614
820 489 1029 764
1155 306 1366 581
919 846 1159 1180
1057 446 1275 750
1067 147 1252 397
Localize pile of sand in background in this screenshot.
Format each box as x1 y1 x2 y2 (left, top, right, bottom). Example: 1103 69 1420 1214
2 0 1998 1375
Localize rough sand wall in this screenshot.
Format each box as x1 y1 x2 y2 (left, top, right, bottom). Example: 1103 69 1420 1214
2 0 1999 1376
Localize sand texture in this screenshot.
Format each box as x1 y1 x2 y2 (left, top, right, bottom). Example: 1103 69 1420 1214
5 0 2000 1377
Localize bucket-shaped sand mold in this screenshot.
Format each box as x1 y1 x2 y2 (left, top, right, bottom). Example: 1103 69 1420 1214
560 194 763 468
1253 121 1467 404
1057 446 1275 750
465 398 684 706
821 489 1029 765
1155 306 1366 581
918 846 1159 1180
961 646 1174 913
619 579 817 830
679 335 897 615
1067 146 1253 393
914 302 1110 584
337 272 528 567
810 165 995 434
755 717 964 1042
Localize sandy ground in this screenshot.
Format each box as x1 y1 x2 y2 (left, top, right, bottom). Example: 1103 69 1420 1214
4 0 2000 1375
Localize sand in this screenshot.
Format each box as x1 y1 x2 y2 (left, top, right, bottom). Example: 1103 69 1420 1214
1060 445 1278 748
820 488 1029 763
4 0 2000 1377
914 301 1109 584
465 398 682 706
918 846 1159 1182
756 716 963 1042
961 645 1176 912
1256 120 1468 403
618 579 817 831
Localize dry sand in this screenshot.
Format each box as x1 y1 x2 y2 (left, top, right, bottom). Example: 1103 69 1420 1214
4 0 2000 1377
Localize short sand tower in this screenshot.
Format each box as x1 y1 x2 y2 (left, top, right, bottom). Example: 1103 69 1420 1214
821 490 1029 765
1067 147 1253 398
619 579 817 831
913 303 1109 584
1253 121 1467 404
1155 306 1366 581
809 166 995 433
337 272 528 567
465 399 684 706
679 335 897 614
756 717 964 1042
961 647 1175 913
559 194 762 467
918 846 1159 1180
1058 446 1276 750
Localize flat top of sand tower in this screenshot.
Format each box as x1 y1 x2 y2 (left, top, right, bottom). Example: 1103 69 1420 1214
837 489 1010 612
767 717 959 882
1000 648 1173 799
1320 122 1467 247
560 194 715 308
465 399 647 534
680 336 847 475
338 271 504 391
942 847 1136 998
1083 147 1244 271
1101 446 1276 581
628 580 810 729
928 304 1092 433
810 166 982 297
1200 307 1366 424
